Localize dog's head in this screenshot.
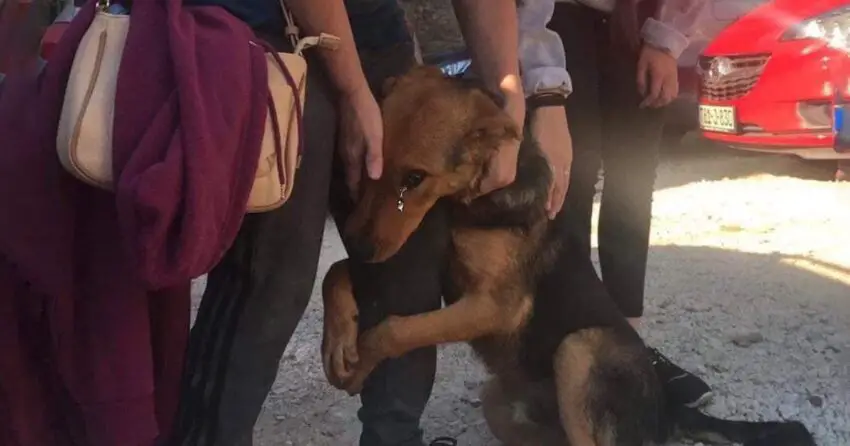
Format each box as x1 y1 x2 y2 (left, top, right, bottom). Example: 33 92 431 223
344 66 521 262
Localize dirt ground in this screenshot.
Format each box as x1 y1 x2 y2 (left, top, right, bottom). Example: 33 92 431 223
191 137 850 445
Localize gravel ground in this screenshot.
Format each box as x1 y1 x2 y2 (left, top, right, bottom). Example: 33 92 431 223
192 138 850 445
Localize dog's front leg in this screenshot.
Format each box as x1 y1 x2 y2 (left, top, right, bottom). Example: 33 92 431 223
342 293 530 394
322 259 360 389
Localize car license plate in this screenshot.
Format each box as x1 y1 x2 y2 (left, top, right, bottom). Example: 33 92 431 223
699 105 737 133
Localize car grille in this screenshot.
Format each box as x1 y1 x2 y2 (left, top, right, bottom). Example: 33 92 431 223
699 54 771 101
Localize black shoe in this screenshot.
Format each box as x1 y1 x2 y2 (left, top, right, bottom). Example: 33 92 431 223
429 437 457 446
648 348 713 408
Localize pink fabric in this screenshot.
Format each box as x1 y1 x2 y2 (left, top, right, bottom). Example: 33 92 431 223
0 0 269 443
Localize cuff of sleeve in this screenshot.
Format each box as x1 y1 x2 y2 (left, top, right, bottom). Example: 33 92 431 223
523 67 573 99
641 18 689 60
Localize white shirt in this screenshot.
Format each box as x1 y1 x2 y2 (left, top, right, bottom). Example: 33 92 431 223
518 0 708 96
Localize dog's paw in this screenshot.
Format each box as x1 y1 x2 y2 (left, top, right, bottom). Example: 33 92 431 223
321 312 360 389
339 324 392 395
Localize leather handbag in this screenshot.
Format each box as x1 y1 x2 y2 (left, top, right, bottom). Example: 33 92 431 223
56 0 337 212
56 0 128 190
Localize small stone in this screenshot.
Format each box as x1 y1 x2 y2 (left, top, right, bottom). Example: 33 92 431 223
463 380 481 390
460 396 482 408
808 395 824 408
731 332 765 347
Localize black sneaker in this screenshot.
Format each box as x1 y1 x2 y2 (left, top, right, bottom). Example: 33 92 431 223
648 348 713 408
429 437 457 446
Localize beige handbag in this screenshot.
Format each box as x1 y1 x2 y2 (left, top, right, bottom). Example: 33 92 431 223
56 0 338 212
56 0 128 189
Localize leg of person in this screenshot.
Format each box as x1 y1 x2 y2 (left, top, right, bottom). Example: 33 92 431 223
170 59 340 446
327 40 450 446
548 3 606 255
596 36 712 408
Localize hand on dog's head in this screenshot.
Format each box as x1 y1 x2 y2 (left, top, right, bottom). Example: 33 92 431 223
344 66 520 263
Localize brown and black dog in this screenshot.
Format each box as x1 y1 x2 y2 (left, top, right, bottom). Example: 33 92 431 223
321 66 817 446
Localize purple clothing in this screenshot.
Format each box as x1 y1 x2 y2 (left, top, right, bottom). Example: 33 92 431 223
0 0 269 443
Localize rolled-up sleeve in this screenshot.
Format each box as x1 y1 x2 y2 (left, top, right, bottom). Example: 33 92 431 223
641 0 709 60
518 0 572 98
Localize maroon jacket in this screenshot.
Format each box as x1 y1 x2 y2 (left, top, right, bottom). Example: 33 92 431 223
0 0 269 444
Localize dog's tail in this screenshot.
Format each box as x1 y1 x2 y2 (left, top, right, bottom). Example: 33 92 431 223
672 406 816 446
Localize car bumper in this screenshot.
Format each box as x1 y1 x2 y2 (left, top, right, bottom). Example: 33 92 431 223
705 131 850 159
700 42 849 160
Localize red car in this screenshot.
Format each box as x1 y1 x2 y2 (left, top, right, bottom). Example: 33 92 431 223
699 0 850 162
666 0 767 135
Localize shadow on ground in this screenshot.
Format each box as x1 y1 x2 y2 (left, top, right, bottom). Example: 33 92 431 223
249 240 850 445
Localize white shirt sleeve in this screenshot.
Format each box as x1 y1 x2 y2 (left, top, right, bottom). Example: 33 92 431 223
518 0 573 97
641 0 709 60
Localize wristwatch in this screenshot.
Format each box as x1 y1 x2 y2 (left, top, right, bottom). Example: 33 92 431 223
527 90 568 110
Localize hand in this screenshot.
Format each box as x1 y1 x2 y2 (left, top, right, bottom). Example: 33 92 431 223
531 106 572 219
636 45 679 109
338 84 384 198
478 90 526 195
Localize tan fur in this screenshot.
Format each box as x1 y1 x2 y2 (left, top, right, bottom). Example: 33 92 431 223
322 67 534 395
481 378 565 446
554 329 617 446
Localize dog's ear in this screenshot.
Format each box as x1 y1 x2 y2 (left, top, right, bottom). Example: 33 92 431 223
452 111 521 203
451 108 521 168
465 112 521 158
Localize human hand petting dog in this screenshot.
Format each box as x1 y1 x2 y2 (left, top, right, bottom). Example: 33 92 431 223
478 83 526 195
531 106 572 219
637 44 679 109
338 84 384 198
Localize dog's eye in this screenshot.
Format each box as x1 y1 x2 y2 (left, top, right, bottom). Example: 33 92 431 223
402 170 427 190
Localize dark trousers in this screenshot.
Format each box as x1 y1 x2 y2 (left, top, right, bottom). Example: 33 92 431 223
547 4 665 317
170 38 445 446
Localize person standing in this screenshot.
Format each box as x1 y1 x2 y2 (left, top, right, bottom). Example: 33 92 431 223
538 0 715 408
170 1 527 446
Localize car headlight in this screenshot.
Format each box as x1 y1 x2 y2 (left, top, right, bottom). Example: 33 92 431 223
782 6 850 49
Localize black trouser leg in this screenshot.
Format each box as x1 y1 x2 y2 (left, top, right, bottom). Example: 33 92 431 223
329 193 448 446
171 60 339 446
597 31 665 319
328 42 449 446
549 4 605 260
550 4 664 317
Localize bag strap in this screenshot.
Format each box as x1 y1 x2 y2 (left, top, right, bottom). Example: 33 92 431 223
255 3 341 199
278 0 300 50
277 0 341 55
253 39 304 197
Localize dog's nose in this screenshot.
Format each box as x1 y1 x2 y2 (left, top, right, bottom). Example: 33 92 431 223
345 235 376 261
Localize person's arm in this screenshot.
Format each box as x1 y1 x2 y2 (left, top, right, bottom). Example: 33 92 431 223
285 0 370 96
517 0 572 100
452 0 525 126
642 0 709 60
452 0 526 192
286 0 384 191
516 0 572 219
